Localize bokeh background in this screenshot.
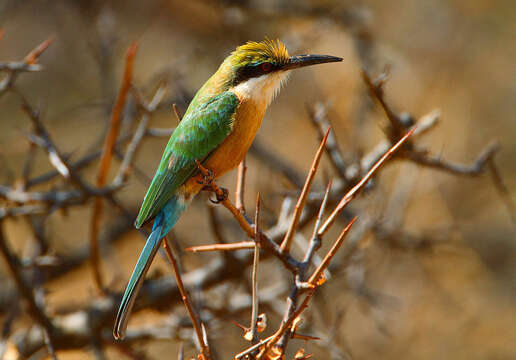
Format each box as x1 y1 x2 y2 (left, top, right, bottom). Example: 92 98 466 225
0 0 515 359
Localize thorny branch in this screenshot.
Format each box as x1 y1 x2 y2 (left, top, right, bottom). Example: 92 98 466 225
0 29 513 360
0 36 54 98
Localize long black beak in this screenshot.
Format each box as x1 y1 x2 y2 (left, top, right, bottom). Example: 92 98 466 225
283 54 342 70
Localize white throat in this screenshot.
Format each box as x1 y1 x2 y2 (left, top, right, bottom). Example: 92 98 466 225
232 71 291 107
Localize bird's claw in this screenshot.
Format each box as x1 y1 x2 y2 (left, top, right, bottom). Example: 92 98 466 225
195 160 227 203
209 187 228 204
195 160 214 186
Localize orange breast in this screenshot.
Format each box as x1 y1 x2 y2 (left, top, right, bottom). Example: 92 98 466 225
184 99 264 194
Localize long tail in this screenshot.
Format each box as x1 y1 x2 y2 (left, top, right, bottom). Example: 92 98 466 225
113 193 188 340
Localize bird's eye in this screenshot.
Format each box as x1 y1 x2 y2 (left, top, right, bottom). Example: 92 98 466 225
261 63 272 72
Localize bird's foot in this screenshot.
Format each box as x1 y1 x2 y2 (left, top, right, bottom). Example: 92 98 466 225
195 160 214 186
209 187 228 204
195 160 228 203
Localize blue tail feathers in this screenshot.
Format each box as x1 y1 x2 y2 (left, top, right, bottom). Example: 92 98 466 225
113 194 188 340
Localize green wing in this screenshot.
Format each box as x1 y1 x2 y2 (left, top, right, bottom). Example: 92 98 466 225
135 91 239 228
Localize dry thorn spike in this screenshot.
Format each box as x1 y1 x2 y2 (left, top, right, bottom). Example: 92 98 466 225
172 103 182 122
308 217 357 284
280 127 330 253
185 241 255 252
24 36 55 65
235 335 276 359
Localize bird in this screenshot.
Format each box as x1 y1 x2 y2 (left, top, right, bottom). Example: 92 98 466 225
113 38 342 340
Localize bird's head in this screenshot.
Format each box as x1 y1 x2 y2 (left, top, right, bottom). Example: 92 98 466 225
220 39 342 106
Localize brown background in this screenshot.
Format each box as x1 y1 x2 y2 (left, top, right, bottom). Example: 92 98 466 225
0 0 515 359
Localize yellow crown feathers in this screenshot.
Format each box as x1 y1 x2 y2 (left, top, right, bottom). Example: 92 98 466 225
230 38 290 67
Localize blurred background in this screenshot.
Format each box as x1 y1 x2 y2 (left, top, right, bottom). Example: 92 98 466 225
0 0 515 359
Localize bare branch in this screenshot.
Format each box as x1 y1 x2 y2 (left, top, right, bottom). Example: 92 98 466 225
280 128 330 253
249 194 261 344
235 159 247 214
90 42 138 293
163 237 211 360
0 36 54 96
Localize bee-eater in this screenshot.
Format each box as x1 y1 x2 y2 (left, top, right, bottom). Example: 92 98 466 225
113 39 341 339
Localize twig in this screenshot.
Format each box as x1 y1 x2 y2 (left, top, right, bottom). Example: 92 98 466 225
235 159 247 214
309 103 348 180
0 36 54 97
300 181 333 277
163 237 211 360
0 220 57 355
406 141 514 223
113 84 166 185
235 335 275 360
186 241 255 253
406 142 500 176
25 134 132 188
172 103 182 123
249 194 261 344
280 128 330 253
24 36 55 65
89 42 138 293
259 219 356 358
361 69 406 141
21 101 89 190
318 128 415 237
308 218 357 284
0 184 115 204
276 182 333 352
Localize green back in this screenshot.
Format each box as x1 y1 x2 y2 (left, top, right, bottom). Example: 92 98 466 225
135 91 239 227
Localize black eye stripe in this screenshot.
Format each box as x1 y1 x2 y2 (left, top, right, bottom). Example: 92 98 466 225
232 63 279 86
